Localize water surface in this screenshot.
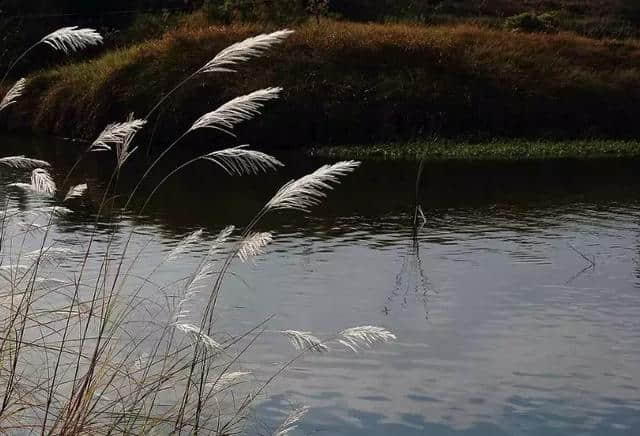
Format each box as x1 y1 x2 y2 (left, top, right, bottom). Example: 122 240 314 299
1 134 639 435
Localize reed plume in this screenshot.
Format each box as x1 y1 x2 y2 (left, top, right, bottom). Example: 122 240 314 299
1 26 102 89
166 229 204 262
201 30 294 74
282 330 329 353
40 26 103 54
0 78 27 112
203 145 283 176
338 326 397 352
274 405 310 436
237 232 273 263
266 161 360 212
188 87 282 136
0 155 50 169
63 184 87 202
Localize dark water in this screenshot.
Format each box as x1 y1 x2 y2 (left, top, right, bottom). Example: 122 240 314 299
1 134 640 435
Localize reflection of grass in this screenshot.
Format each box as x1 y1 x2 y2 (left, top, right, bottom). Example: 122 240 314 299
311 139 640 161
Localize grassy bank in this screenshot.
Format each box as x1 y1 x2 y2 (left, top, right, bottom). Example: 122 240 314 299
311 139 640 161
5 19 640 149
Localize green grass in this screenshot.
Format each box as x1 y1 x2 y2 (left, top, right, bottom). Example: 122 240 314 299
310 139 640 161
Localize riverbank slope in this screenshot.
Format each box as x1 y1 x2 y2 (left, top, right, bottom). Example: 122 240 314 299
3 19 640 151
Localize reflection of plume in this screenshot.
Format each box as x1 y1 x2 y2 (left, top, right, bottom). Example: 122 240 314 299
385 159 432 319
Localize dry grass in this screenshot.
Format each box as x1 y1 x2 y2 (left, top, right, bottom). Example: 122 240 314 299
6 18 640 146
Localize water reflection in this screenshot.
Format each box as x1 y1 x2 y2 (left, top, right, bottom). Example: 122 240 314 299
1 134 640 435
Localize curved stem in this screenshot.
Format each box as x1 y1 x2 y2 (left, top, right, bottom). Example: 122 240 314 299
1 42 41 89
123 130 190 211
143 69 201 121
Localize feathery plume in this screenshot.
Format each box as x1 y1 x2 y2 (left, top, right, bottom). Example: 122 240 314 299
206 371 251 391
175 323 223 351
41 26 103 54
63 183 87 202
188 88 281 136
203 145 283 176
238 232 273 263
338 326 396 353
266 161 360 212
30 168 56 196
166 229 204 262
0 78 27 112
282 330 328 353
0 155 50 169
91 118 147 152
274 405 310 436
176 226 234 321
200 29 293 74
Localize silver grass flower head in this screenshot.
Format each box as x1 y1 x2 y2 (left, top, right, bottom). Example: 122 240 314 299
30 168 56 196
188 87 281 136
275 405 310 436
175 323 223 351
206 225 235 259
203 145 283 176
206 371 252 391
200 29 294 74
0 78 27 112
166 229 204 262
238 232 273 263
338 326 396 352
91 118 147 152
266 161 360 212
63 183 87 202
282 330 329 353
41 26 103 54
0 155 50 169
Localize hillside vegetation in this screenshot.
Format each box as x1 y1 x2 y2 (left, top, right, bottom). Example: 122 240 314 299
3 17 640 149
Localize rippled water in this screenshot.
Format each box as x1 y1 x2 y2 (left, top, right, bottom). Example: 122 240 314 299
1 134 640 435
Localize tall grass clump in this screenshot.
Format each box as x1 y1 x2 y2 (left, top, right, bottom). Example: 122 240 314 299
0 25 396 434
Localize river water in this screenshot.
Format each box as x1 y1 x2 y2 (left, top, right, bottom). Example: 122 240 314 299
1 134 639 435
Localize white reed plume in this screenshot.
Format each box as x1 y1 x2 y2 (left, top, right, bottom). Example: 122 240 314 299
0 155 50 169
30 168 56 196
41 26 103 54
91 118 147 152
282 330 329 353
175 323 223 351
274 405 310 436
63 183 87 202
188 88 281 136
176 226 234 321
10 168 57 195
207 225 235 259
237 232 273 263
0 78 27 112
338 326 397 353
203 145 283 176
166 229 204 262
206 371 252 391
266 161 360 212
200 30 294 74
